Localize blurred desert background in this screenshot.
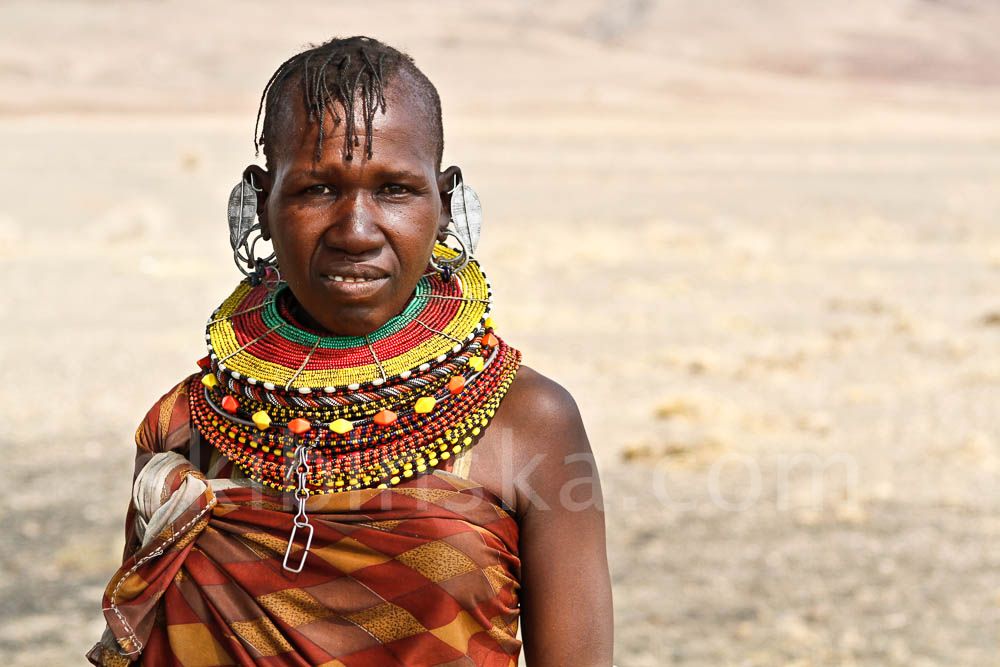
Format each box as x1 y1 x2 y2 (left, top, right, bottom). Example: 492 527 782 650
1 1 999 665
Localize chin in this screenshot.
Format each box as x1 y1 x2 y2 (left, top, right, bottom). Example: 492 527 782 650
316 304 392 338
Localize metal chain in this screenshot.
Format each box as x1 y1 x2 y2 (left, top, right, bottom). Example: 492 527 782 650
282 442 314 573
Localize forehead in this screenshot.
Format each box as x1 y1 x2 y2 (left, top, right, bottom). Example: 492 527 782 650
267 74 439 174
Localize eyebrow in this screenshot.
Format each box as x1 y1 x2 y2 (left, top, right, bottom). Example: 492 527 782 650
372 168 426 182
302 167 426 182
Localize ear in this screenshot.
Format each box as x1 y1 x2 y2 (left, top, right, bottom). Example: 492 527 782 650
243 165 272 240
435 165 463 241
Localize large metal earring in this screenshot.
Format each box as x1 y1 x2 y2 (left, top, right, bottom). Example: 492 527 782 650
448 175 482 256
429 229 470 282
227 173 278 286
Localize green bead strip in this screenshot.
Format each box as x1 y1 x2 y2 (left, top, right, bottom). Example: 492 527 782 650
261 277 432 349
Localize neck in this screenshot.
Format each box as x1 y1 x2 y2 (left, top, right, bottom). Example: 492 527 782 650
280 286 415 338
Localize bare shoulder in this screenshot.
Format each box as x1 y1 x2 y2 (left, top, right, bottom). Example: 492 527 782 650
480 363 599 517
496 364 584 434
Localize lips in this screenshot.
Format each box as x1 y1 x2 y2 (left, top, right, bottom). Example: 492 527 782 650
317 264 390 298
322 274 382 283
318 264 390 283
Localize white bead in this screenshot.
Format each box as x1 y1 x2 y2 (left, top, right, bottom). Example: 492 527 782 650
232 371 241 379
452 344 462 353
399 370 411 379
218 363 227 372
436 354 446 362
298 387 311 394
348 383 360 391
372 377 385 386
263 382 275 390
247 377 257 385
419 363 430 371
210 353 217 360
324 386 336 393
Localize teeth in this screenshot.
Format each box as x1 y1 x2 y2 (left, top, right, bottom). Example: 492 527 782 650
326 275 380 283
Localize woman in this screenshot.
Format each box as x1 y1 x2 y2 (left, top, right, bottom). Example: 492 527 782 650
89 36 613 667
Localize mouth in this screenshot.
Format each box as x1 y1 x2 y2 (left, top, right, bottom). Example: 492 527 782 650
319 272 390 297
322 274 384 283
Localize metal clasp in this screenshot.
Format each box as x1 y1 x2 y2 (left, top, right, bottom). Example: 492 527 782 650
282 444 314 573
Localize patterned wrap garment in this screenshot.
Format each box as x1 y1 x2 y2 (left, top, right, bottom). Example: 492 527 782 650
87 374 522 666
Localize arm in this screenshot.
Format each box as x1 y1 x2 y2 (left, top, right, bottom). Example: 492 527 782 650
505 369 615 666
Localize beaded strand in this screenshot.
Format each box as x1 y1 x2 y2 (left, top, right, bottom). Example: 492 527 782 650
189 247 519 494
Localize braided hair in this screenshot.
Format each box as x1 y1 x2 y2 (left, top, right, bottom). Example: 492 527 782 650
254 36 443 168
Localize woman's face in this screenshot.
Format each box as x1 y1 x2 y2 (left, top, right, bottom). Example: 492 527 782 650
251 81 455 337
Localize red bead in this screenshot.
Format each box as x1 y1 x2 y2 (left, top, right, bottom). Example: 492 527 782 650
482 332 499 348
447 375 466 394
196 355 211 370
288 418 312 434
373 409 397 426
221 395 239 413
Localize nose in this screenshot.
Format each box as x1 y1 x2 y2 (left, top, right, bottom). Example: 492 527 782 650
322 191 383 258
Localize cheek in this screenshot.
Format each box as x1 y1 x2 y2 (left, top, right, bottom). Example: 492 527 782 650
391 218 438 268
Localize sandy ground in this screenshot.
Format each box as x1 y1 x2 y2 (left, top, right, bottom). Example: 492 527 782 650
1 1 999 665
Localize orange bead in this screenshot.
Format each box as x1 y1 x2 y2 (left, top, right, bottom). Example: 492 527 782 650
446 375 466 394
287 418 312 434
482 332 499 348
221 395 239 413
373 409 397 426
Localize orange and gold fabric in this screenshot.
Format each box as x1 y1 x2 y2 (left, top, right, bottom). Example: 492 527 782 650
88 378 521 666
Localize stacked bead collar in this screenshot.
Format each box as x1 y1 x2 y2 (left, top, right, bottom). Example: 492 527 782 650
189 248 521 493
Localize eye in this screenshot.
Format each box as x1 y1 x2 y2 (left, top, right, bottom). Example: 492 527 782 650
304 184 336 196
379 183 410 196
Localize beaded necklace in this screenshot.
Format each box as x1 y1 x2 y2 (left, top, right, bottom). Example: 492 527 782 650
189 246 521 497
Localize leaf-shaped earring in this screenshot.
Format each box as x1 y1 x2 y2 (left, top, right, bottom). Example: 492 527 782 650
227 174 276 285
449 175 482 256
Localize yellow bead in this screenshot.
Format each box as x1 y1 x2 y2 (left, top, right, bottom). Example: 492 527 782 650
390 476 401 484
453 445 461 453
201 373 218 388
329 418 353 434
377 483 388 489
251 410 271 431
414 396 436 413
403 469 413 477
485 316 495 329
441 451 451 459
463 437 473 446
468 356 485 372
416 465 427 472
403 463 412 470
